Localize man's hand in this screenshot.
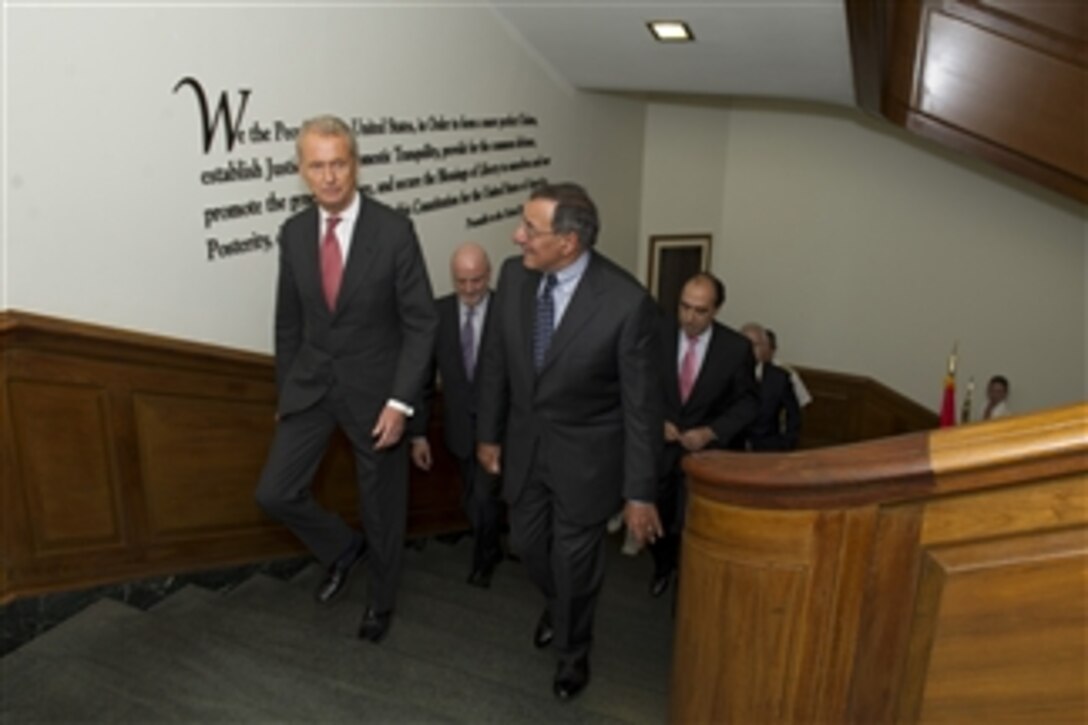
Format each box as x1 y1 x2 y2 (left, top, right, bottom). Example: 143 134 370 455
624 500 663 547
372 405 406 450
679 426 716 452
477 442 502 475
664 421 680 443
410 437 432 470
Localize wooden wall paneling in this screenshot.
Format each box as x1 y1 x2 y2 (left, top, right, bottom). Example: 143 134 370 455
7 380 126 554
956 0 1087 61
1 311 473 601
901 527 1088 722
672 499 818 723
846 503 927 723
918 9 1087 179
796 508 879 721
794 366 938 450
849 0 1088 201
133 392 277 538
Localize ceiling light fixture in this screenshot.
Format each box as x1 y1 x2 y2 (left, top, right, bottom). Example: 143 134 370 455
648 20 694 43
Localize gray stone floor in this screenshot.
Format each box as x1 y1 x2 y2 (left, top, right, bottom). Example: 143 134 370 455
1 534 674 723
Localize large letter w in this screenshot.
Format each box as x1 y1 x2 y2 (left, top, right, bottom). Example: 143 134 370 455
173 76 251 154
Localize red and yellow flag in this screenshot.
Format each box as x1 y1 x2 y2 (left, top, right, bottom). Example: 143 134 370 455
939 344 957 428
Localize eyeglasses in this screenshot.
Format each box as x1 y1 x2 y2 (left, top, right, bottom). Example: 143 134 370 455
517 220 556 241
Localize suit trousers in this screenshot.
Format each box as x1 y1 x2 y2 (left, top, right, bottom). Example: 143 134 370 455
255 391 408 613
509 455 607 665
649 458 686 579
458 455 502 570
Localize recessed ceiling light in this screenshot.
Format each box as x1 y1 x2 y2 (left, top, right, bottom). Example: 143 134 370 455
648 20 694 43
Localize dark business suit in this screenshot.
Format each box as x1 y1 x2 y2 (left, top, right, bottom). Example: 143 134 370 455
651 320 758 579
747 361 801 451
256 193 437 613
415 292 502 573
477 252 661 664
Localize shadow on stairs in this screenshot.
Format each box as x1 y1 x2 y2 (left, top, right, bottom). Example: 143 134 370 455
1 535 674 723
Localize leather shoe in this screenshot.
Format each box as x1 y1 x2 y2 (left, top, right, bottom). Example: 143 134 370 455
314 539 367 605
553 657 590 701
533 609 554 649
650 569 674 599
467 566 493 589
357 607 392 643
467 553 501 589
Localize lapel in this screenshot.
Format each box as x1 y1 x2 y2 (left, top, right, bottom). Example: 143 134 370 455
685 322 722 406
294 206 326 316
467 290 495 382
665 324 682 410
539 252 603 375
332 194 376 316
520 267 541 378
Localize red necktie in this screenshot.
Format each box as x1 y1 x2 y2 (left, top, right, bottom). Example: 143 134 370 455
679 335 699 403
321 216 343 311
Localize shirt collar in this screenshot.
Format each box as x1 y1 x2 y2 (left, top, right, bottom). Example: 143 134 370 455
319 190 360 230
551 249 591 287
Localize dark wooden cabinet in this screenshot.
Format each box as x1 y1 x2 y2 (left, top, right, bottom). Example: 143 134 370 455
849 0 1087 202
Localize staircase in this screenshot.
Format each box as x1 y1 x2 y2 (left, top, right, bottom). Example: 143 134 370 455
1 536 673 723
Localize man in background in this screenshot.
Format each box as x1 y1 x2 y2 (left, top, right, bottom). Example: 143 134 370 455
410 243 503 588
650 272 758 598
256 115 437 644
742 322 801 451
766 328 813 408
983 374 1012 419
476 182 663 701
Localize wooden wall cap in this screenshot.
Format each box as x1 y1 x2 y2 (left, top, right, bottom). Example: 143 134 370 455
683 402 1087 510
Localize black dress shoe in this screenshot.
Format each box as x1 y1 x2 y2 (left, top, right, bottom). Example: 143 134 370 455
649 569 674 599
467 554 500 588
357 608 393 643
467 566 492 588
533 609 554 649
553 657 590 701
314 540 367 605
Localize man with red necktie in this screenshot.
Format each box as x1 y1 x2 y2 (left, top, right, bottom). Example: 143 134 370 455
649 272 757 598
256 115 437 644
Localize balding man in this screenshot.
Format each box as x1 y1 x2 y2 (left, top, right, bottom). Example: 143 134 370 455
651 272 758 597
742 322 801 451
411 243 503 587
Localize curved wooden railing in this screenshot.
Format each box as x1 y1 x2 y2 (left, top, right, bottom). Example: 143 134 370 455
671 403 1087 723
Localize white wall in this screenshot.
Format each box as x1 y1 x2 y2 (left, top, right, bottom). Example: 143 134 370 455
640 101 1087 415
4 4 645 352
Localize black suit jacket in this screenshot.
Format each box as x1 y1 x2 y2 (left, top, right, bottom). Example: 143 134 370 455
273 194 437 426
477 253 662 524
662 320 758 473
748 361 801 451
413 292 492 460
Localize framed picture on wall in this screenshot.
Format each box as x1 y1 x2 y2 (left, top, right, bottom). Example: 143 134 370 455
647 234 712 314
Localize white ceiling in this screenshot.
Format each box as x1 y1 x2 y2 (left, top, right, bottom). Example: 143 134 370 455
490 0 857 108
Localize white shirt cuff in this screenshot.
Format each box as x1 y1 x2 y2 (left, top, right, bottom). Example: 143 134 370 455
387 398 414 417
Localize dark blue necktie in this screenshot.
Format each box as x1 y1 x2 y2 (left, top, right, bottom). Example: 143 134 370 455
533 273 558 371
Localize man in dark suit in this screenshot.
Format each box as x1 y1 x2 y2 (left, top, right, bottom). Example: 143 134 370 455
476 183 663 701
409 242 503 588
649 273 758 597
255 115 437 644
742 323 801 451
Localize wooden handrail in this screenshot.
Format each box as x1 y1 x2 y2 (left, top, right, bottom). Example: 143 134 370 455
672 402 1087 723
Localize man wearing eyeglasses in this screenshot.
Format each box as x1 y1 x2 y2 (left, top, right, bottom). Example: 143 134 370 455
476 182 663 701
